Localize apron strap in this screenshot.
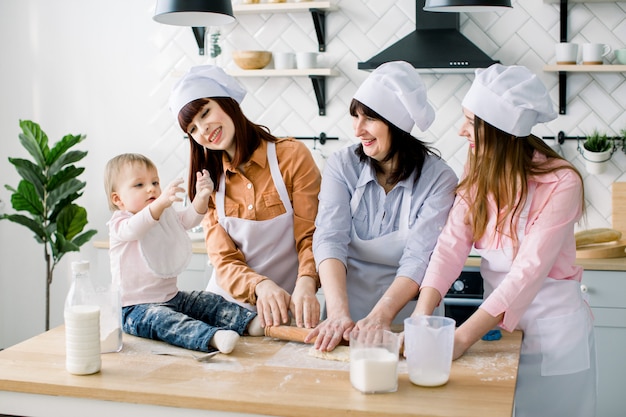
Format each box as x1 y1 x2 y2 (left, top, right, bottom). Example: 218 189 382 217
216 141 292 220
267 142 293 215
216 171 226 219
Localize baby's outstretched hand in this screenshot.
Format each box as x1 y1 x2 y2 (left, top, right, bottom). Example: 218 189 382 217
159 178 185 207
195 170 214 199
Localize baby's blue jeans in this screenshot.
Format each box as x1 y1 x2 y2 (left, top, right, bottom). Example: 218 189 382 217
122 290 256 352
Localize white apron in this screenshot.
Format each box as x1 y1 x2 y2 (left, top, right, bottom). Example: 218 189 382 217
205 142 299 311
475 185 596 417
344 167 418 324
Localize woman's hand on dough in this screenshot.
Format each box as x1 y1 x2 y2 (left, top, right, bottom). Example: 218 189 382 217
306 316 354 352
255 280 291 328
353 314 392 332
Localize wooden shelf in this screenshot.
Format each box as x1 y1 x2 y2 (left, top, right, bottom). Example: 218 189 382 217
232 1 336 14
544 64 626 72
225 68 337 77
233 1 335 52
230 1 339 115
544 0 626 114
226 67 338 116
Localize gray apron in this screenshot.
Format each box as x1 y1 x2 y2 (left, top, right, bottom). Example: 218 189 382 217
345 166 415 324
205 142 299 311
475 185 596 417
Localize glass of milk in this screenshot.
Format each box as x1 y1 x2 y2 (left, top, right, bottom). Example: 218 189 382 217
404 315 456 387
94 284 123 353
349 329 400 394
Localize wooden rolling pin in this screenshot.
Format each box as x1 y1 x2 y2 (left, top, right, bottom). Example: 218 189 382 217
264 325 318 344
264 325 403 351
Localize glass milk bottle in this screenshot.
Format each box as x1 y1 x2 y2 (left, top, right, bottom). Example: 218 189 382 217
64 260 101 375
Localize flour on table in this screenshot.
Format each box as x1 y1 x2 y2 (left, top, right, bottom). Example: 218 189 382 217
307 345 350 362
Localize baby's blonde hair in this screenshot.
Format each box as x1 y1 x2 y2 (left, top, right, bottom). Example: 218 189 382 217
104 153 157 211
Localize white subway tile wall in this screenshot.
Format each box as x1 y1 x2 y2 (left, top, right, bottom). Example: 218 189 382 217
149 0 626 230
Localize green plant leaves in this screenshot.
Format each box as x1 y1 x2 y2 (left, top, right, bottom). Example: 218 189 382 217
7 158 46 198
9 180 45 216
57 204 88 241
0 213 46 240
48 133 85 167
18 120 48 168
50 149 87 173
47 165 85 192
583 130 611 152
2 120 97 313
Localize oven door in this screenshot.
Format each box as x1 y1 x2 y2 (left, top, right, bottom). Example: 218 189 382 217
443 267 483 326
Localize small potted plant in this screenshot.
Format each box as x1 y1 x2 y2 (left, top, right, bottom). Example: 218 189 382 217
582 130 613 174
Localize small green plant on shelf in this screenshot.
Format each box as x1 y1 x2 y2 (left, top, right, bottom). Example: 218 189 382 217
583 130 611 153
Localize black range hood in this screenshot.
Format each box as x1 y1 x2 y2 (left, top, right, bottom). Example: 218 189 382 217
358 1 499 71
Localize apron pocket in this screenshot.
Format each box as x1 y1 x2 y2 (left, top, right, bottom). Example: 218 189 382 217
262 191 286 217
537 307 590 376
224 203 240 217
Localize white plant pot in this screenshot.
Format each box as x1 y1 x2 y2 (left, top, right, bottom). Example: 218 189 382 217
582 148 611 175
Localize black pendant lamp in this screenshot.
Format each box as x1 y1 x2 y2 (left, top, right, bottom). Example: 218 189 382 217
424 0 512 12
153 0 236 55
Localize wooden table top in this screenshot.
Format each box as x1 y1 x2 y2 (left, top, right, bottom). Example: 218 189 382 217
0 326 522 417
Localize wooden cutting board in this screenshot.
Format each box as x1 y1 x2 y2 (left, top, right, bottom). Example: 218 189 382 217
574 183 626 259
576 240 626 259
613 182 626 235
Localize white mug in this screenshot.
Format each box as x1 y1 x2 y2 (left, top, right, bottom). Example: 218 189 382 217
296 52 318 69
582 43 611 65
273 52 295 70
555 42 578 65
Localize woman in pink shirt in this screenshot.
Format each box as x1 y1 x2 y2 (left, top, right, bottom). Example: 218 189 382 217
413 64 596 417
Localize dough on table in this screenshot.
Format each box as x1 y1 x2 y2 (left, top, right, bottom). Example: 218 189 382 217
307 345 350 362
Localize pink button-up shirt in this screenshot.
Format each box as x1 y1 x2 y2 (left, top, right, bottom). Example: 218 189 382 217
421 154 583 331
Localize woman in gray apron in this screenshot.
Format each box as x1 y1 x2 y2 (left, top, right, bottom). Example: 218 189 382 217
414 64 596 417
169 65 322 329
307 61 458 352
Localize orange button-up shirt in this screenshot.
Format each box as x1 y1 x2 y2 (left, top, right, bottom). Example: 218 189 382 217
201 138 321 305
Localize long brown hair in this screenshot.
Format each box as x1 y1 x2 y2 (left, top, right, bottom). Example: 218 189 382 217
177 97 277 199
458 116 584 249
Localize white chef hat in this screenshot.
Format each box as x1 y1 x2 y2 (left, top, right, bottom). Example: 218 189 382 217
353 61 435 133
461 64 557 137
169 65 247 118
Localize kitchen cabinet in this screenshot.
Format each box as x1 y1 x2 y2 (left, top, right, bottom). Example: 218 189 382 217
230 1 338 116
581 269 626 417
177 253 212 292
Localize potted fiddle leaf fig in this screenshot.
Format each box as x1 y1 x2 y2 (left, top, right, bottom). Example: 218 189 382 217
1 120 98 330
582 130 613 174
